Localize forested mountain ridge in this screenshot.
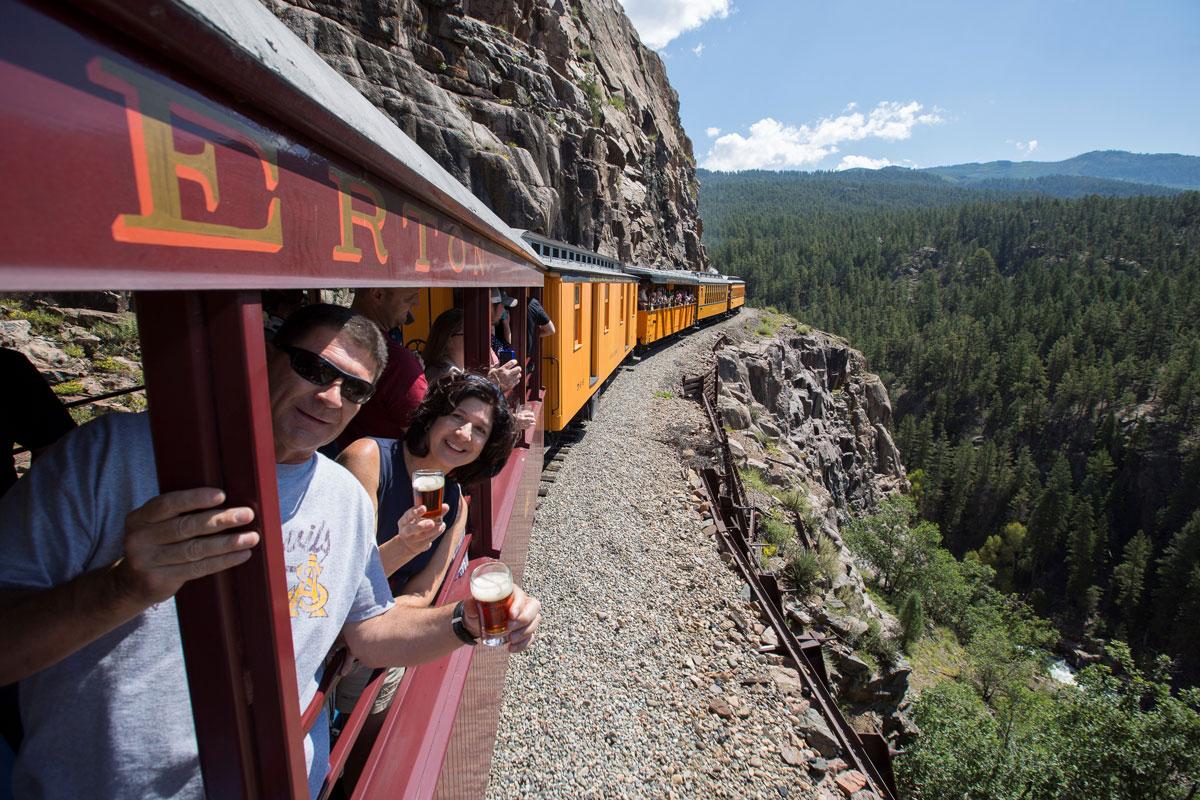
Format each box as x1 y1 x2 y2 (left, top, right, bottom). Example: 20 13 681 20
924 149 1200 190
701 175 1200 682
697 168 1181 228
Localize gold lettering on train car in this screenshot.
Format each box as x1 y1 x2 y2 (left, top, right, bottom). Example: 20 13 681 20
87 58 282 252
329 166 389 265
402 202 436 272
447 237 466 273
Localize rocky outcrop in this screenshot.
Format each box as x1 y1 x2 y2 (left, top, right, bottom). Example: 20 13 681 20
262 0 707 270
716 327 908 520
707 313 914 745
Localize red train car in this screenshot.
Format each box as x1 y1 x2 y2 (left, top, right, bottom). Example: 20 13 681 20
1 1 545 797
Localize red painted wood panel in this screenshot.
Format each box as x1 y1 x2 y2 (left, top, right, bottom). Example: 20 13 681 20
138 291 308 798
0 2 540 290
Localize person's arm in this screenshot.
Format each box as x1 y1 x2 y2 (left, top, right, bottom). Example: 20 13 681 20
342 584 541 668
488 360 521 392
0 488 257 685
393 506 467 608
336 438 381 513
537 320 555 338
377 506 447 577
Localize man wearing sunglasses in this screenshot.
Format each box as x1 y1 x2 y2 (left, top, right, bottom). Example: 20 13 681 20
0 303 542 799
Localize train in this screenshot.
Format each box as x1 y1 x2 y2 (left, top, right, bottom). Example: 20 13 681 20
0 1 744 798
394 232 745 434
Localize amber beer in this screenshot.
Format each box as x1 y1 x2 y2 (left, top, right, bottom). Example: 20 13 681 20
470 562 514 646
412 469 444 520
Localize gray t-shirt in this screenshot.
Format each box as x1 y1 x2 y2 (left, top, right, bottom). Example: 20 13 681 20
0 412 393 799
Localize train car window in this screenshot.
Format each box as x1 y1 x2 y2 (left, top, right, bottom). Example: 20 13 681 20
603 284 610 333
573 284 583 348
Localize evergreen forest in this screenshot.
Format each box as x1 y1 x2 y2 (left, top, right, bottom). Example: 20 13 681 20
700 169 1200 796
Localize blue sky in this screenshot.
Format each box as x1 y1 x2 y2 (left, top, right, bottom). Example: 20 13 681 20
616 0 1200 171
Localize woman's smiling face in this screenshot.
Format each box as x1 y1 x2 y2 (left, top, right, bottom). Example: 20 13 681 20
427 396 494 471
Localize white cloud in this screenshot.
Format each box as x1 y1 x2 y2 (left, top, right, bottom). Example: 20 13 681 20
836 155 894 171
705 126 721 137
692 42 705 56
701 101 943 171
617 0 732 50
1009 138 1039 153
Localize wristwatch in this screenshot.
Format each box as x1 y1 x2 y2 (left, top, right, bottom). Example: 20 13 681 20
451 601 477 646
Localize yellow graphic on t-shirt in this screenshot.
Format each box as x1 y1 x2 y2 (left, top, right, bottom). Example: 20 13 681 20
288 554 329 618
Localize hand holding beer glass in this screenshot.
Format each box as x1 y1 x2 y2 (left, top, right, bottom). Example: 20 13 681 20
470 561 514 646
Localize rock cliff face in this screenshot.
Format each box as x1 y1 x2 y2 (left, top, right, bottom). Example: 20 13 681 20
716 325 908 521
262 0 707 270
707 313 915 742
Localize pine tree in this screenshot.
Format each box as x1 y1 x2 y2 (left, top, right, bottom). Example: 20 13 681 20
1027 454 1072 574
900 592 925 650
1067 501 1098 602
1112 531 1151 637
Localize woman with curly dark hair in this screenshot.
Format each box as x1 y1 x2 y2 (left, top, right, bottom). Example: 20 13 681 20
332 373 516 726
337 372 516 598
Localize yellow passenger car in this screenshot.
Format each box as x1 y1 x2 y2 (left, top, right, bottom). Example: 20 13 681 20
521 232 637 431
728 278 746 312
697 276 731 322
626 265 702 347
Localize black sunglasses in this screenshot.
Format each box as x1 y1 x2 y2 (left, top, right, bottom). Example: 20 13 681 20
278 345 376 404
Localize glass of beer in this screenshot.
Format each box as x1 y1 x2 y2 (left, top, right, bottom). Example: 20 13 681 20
412 469 445 520
470 561 514 647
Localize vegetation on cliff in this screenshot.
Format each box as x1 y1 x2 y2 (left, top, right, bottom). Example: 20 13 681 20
701 173 1200 682
844 499 1200 799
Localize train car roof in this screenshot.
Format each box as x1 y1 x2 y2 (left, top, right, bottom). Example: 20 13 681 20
623 264 704 286
0 0 543 290
514 230 627 283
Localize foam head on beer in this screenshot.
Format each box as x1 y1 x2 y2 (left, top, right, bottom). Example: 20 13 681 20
412 472 444 494
470 569 512 604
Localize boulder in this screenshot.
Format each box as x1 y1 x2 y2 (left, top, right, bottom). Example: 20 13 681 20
797 708 841 758
0 319 32 347
718 396 751 430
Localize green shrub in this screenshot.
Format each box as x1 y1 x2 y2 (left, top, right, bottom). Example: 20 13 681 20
761 514 793 548
862 618 899 666
738 466 769 493
121 391 147 411
816 535 842 583
777 489 809 515
608 94 625 111
52 380 84 396
92 356 127 373
7 308 62 335
783 546 822 595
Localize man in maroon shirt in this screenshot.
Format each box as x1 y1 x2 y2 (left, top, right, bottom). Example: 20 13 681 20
335 287 426 450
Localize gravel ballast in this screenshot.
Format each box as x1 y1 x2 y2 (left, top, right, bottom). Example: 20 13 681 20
487 311 827 800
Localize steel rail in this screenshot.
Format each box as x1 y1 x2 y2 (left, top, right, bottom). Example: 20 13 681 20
685 364 897 800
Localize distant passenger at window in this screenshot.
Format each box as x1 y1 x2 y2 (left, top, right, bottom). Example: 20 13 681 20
1 347 76 498
334 287 426 451
523 292 554 377
425 309 534 432
488 291 521 392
